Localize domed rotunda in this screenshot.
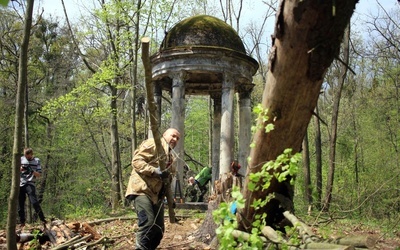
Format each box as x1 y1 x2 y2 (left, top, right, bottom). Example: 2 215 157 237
150 15 259 187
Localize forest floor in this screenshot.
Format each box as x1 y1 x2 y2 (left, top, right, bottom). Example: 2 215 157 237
1 206 399 250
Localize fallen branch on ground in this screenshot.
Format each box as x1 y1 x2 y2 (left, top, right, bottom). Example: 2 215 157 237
229 211 377 249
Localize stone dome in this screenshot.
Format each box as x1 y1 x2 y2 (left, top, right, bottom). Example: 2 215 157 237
160 15 246 54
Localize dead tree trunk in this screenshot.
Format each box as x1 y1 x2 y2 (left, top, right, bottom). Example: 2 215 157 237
238 0 358 230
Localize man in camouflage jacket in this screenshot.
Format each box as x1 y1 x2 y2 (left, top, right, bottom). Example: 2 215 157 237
125 128 180 250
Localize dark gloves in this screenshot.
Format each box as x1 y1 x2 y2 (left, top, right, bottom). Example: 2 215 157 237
22 165 33 174
155 167 170 178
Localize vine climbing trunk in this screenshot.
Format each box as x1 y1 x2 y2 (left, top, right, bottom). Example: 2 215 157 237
238 0 358 230
141 37 176 223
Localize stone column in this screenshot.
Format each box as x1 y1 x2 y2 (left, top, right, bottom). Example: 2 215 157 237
238 90 252 175
170 71 187 198
211 94 221 186
219 73 235 175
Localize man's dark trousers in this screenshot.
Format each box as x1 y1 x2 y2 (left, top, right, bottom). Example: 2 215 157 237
18 184 45 224
133 195 164 250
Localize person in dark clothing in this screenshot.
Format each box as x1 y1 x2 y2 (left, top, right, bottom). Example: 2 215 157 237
18 148 46 227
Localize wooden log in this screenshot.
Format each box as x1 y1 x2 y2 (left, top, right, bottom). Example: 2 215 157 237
330 235 378 248
231 229 269 243
51 234 92 250
283 211 314 236
261 226 287 244
58 223 75 239
16 233 34 243
51 235 81 250
175 202 208 210
82 222 101 240
300 242 355 249
43 227 57 245
69 234 93 248
283 211 316 243
51 225 69 244
86 216 136 226
66 222 80 232
85 236 115 248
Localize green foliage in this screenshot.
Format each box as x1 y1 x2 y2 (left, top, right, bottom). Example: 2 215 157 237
251 104 274 133
250 104 274 149
0 0 399 241
212 186 242 249
0 0 9 7
28 229 43 250
213 106 301 249
184 97 211 165
283 225 301 246
64 205 108 221
213 148 301 249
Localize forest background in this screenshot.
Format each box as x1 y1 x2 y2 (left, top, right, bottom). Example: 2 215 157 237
0 0 399 240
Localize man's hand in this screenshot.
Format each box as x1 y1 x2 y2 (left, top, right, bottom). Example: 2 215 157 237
21 165 33 174
155 167 170 178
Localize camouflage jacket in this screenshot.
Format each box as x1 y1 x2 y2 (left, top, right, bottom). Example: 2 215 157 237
125 138 175 204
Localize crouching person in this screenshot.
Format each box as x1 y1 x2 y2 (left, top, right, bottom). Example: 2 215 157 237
125 128 180 250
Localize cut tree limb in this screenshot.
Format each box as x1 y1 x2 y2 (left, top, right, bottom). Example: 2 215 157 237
261 226 287 244
283 211 318 243
86 216 136 226
141 37 176 223
300 242 355 250
328 235 378 248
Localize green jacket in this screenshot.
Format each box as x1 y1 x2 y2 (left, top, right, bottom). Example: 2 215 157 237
125 138 175 204
195 167 212 187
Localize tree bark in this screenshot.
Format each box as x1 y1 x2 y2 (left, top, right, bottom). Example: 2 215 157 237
110 83 122 210
302 130 313 210
239 0 358 230
37 119 53 206
130 0 141 153
103 3 123 210
7 0 34 249
314 106 323 210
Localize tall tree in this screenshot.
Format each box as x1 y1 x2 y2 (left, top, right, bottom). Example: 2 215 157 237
323 24 351 211
6 0 34 249
0 8 20 224
130 0 142 153
239 0 358 229
313 106 323 210
302 129 312 211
